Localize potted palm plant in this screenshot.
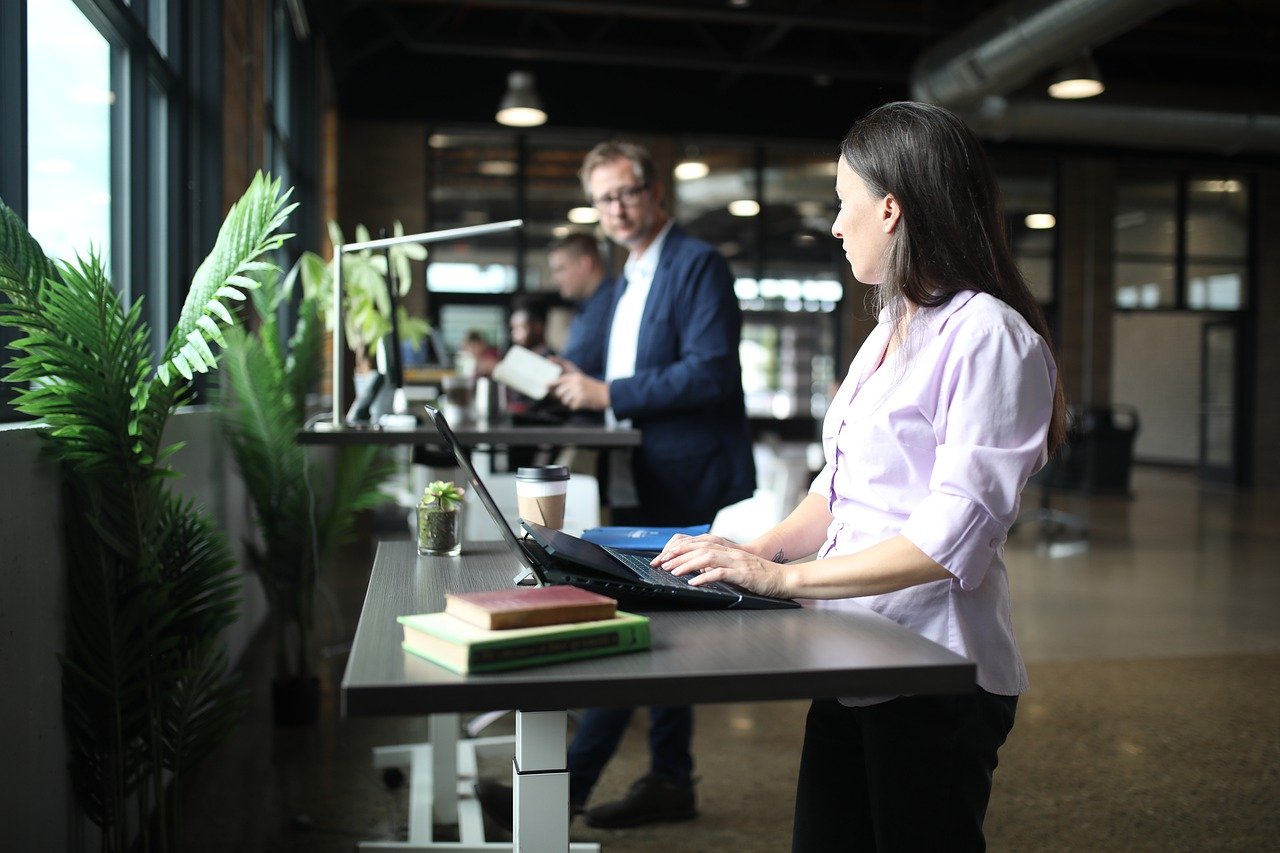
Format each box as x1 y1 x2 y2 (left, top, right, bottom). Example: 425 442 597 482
216 260 395 724
0 172 294 852
297 221 432 420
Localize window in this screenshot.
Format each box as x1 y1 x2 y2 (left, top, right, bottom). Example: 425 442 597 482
1185 175 1248 311
26 0 114 269
673 144 759 281
1114 173 1178 309
673 142 844 421
425 132 522 308
1113 171 1249 311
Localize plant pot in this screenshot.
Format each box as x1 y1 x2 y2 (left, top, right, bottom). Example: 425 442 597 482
418 504 462 556
271 675 321 726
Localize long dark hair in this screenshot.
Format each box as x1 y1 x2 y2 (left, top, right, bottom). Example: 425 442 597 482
841 101 1067 455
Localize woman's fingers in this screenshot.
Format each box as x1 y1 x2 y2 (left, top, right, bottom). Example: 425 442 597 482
653 533 734 565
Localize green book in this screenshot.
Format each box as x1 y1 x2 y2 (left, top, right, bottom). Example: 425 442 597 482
398 610 650 675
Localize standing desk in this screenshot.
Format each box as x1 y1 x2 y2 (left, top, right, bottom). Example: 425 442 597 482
297 420 641 449
342 541 975 851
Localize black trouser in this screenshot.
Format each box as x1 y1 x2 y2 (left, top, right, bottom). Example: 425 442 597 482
792 690 1017 852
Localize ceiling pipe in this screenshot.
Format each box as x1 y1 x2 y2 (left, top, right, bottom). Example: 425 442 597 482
968 97 1280 155
910 0 1183 109
972 97 1280 155
910 0 1280 155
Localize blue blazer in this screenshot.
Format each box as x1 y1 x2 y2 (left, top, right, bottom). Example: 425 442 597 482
575 224 756 525
559 277 616 369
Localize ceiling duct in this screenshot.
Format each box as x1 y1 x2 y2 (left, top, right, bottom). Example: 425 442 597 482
968 98 1280 155
910 0 1182 109
910 0 1280 155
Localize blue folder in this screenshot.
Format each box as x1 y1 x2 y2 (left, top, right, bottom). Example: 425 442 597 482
579 524 712 554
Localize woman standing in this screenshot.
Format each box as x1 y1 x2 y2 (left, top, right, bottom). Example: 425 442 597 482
654 101 1067 851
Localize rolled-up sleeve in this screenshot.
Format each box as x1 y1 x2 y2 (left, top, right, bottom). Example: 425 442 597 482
899 325 1055 590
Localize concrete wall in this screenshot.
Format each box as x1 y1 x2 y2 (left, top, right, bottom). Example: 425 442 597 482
0 408 262 851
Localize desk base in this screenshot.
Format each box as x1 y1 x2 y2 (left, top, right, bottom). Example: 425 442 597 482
362 712 600 852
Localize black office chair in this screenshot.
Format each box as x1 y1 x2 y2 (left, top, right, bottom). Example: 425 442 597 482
1015 409 1090 546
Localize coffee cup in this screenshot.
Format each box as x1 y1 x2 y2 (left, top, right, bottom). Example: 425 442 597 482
515 465 570 530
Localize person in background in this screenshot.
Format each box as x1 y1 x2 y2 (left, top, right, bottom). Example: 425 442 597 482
477 140 756 833
653 101 1068 851
546 232 613 368
508 294 552 357
504 295 553 417
459 329 499 377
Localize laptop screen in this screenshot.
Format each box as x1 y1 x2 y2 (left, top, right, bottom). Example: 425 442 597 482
422 405 539 578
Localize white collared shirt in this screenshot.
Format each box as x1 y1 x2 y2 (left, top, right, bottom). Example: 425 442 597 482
604 219 673 429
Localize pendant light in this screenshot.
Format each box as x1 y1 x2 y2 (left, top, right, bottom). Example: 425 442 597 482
496 71 547 127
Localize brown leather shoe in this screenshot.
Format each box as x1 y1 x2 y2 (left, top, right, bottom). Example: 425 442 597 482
582 774 697 829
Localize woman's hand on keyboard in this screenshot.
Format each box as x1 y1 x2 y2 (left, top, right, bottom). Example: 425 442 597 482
653 536 791 599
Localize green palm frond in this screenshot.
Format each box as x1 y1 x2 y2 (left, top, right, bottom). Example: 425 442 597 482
154 499 247 774
0 195 59 311
318 444 397 561
158 171 296 386
4 253 153 475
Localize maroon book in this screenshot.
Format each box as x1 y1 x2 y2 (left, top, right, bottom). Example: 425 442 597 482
443 585 617 630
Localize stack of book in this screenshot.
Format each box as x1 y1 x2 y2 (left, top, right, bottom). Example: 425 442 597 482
398 585 650 675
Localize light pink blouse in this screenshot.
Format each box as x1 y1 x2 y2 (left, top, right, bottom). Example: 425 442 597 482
809 290 1056 699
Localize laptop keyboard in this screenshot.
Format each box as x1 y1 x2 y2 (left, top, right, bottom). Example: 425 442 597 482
601 546 733 593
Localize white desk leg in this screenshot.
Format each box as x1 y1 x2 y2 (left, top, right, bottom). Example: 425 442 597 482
513 710 569 851
430 714 459 826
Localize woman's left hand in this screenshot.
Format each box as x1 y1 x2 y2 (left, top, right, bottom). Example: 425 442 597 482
655 540 791 599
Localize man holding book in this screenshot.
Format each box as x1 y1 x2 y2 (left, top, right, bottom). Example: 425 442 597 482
477 140 755 833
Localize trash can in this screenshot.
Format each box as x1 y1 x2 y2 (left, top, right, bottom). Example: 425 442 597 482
1079 405 1140 496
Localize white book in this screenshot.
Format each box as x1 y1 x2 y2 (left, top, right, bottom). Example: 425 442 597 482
492 345 562 400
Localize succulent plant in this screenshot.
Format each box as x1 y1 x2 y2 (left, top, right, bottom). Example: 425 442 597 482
420 480 465 511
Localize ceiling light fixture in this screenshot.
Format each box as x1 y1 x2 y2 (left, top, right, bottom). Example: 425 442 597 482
1024 213 1057 230
495 70 547 127
567 207 600 224
1048 52 1105 100
675 159 709 181
728 199 760 217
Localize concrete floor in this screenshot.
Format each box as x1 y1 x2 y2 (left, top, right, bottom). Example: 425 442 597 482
180 466 1280 851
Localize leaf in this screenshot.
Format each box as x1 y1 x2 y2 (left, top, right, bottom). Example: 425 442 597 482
158 171 295 386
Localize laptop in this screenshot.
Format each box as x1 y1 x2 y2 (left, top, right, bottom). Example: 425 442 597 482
422 404 798 611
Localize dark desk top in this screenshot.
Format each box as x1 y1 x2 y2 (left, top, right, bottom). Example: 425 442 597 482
341 541 975 717
298 419 641 448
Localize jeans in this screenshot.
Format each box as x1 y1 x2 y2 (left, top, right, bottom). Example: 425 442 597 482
566 705 693 806
791 690 1017 852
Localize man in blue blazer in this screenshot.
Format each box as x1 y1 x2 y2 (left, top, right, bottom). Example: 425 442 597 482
555 140 755 827
475 141 755 834
552 144 755 528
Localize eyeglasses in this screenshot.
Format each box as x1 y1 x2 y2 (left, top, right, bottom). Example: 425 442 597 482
591 184 650 210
